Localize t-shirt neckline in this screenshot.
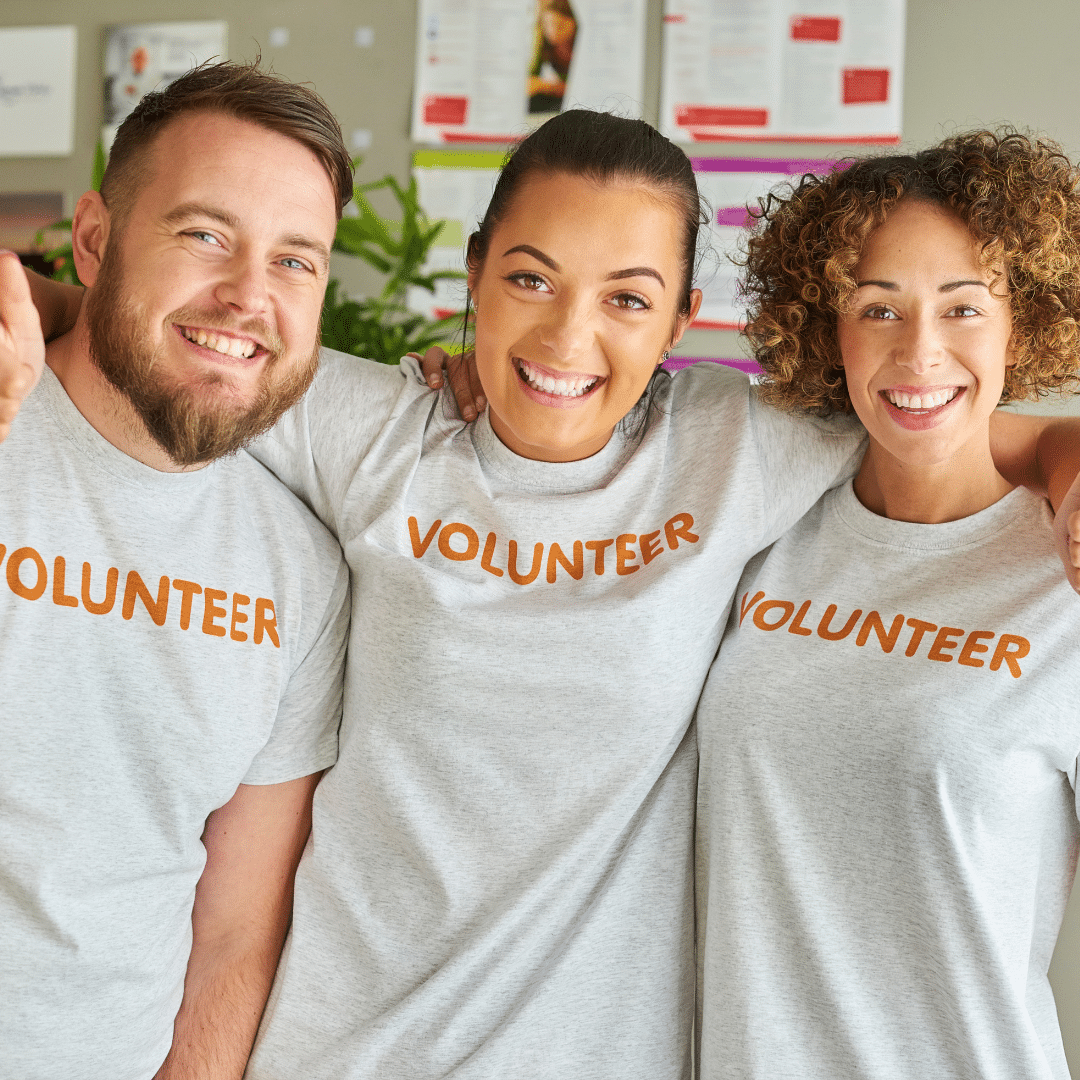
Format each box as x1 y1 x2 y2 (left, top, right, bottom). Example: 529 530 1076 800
469 405 636 495
38 364 214 491
829 478 1032 551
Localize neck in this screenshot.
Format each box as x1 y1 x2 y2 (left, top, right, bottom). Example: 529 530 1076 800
45 311 204 473
853 433 1014 524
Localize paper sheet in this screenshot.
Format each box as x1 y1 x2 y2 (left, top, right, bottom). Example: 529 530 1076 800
692 156 838 329
0 26 77 157
412 0 647 144
409 150 503 318
103 21 227 148
661 0 904 144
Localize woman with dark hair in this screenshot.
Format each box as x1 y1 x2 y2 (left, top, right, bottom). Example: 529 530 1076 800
11 113 1080 1079
696 131 1080 1080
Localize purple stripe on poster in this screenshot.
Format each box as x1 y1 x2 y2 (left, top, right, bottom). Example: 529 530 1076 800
690 157 841 174
714 206 754 227
663 357 762 375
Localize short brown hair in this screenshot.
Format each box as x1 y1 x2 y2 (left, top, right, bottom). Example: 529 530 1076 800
101 59 353 223
741 130 1080 414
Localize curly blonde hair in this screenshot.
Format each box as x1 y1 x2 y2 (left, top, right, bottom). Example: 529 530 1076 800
741 130 1080 415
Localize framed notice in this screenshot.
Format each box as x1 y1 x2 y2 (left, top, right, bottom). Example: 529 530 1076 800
661 0 904 144
0 26 77 157
412 0 647 144
103 21 227 147
692 156 839 329
408 150 504 318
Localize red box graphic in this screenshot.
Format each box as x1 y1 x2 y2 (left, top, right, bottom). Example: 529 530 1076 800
842 68 890 104
790 16 841 42
423 95 469 125
675 105 769 127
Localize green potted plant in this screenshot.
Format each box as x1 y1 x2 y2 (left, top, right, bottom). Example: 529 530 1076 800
322 171 467 363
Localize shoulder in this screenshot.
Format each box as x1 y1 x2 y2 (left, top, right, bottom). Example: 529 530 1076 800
211 452 345 590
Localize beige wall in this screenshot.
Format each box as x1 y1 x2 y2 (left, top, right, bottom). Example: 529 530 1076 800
3 0 1080 1065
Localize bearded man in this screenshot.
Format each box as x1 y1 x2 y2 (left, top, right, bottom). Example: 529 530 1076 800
0 62 353 1080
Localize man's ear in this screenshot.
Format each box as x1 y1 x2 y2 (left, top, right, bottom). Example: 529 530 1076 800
71 190 111 288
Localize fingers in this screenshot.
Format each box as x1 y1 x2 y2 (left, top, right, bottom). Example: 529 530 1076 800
419 345 449 390
444 349 482 422
412 345 486 423
1069 509 1080 570
464 349 486 416
0 251 46 445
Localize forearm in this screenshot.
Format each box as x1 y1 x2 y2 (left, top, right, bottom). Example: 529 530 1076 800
154 775 320 1080
24 266 82 341
153 925 288 1080
988 409 1080 509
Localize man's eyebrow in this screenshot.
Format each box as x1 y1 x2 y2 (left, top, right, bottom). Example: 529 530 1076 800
502 245 665 286
162 202 331 271
162 202 241 229
281 233 331 271
503 244 559 271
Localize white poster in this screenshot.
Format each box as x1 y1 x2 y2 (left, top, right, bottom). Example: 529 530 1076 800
661 0 904 144
0 26 77 157
692 156 838 329
412 0 647 144
408 151 503 318
103 21 227 147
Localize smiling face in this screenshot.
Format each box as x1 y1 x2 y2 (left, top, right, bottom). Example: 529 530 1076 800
80 109 337 465
468 171 701 462
838 198 1015 473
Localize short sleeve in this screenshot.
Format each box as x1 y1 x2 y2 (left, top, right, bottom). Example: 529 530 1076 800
749 388 867 548
246 349 420 540
241 554 351 785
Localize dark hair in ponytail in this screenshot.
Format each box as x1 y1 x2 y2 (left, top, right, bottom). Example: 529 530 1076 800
467 110 705 317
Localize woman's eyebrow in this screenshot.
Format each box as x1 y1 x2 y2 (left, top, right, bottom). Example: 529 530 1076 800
855 279 899 290
503 244 559 270
502 245 664 287
939 279 990 292
607 267 665 287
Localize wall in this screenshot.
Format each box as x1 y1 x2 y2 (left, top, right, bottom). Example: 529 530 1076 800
3 0 1080 1064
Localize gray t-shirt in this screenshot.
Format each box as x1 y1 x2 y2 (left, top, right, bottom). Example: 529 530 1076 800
0 367 350 1080
244 352 863 1079
697 481 1080 1080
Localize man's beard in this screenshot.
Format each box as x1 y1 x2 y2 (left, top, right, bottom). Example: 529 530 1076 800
85 244 320 467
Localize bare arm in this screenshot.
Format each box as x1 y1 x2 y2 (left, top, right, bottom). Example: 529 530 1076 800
989 409 1080 592
0 253 47 442
24 261 83 341
153 772 321 1080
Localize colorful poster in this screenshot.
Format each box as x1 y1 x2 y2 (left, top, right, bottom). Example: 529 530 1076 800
692 156 839 329
0 26 77 157
661 0 904 144
103 21 227 147
412 0 647 144
408 150 504 319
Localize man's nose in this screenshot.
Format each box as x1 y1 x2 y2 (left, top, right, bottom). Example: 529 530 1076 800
214 255 270 317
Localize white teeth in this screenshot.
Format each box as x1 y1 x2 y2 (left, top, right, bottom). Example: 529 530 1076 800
885 387 959 410
517 359 599 398
181 326 257 359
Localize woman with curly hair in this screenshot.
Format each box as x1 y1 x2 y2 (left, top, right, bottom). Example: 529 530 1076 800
696 130 1080 1080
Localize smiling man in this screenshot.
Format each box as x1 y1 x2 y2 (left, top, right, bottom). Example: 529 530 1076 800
0 63 353 1080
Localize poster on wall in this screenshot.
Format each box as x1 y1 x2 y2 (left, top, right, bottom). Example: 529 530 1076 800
692 156 839 329
103 21 227 148
661 0 904 144
408 150 503 318
0 26 77 157
412 0 647 144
